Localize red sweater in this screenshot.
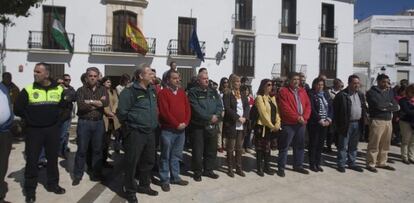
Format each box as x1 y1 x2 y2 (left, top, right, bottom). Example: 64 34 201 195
158 87 191 130
277 87 311 125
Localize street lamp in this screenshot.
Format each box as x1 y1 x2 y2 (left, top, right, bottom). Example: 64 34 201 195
215 38 230 65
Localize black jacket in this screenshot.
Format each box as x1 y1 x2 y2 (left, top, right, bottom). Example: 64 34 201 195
333 87 367 136
399 97 414 123
308 90 333 124
222 91 250 137
366 86 399 120
14 81 66 127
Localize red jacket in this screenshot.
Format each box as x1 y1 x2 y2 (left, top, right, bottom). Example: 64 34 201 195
277 86 311 125
158 87 191 130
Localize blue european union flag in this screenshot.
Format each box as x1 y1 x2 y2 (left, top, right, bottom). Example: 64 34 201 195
189 28 205 62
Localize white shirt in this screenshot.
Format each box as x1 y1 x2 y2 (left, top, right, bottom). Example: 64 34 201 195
116 85 125 95
236 98 244 130
0 90 11 125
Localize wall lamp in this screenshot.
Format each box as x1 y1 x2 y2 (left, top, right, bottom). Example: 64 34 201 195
215 38 230 65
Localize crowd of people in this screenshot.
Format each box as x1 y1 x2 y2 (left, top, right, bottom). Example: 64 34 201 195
0 61 413 203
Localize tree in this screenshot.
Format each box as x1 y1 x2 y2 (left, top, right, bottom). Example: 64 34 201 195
0 0 44 75
0 0 44 25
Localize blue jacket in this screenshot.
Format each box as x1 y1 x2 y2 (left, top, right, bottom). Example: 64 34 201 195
0 83 14 132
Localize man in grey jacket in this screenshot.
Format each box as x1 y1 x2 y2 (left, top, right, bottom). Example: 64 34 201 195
366 74 399 172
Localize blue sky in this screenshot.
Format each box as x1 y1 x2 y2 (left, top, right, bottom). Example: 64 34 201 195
355 0 414 20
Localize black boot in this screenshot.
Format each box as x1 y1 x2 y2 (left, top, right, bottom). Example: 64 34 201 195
256 150 264 177
263 151 275 175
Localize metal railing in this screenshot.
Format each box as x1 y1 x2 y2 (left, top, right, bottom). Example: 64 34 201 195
89 34 156 54
28 30 75 50
232 14 256 31
279 20 300 36
271 63 307 78
167 39 206 56
395 53 412 64
319 25 337 39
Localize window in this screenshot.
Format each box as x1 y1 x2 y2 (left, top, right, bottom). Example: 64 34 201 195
177 67 195 89
281 0 297 34
235 0 253 30
397 70 409 83
113 10 137 52
49 64 65 81
42 6 66 49
178 17 197 55
321 4 335 38
319 43 337 78
233 36 255 77
281 44 296 77
398 40 410 61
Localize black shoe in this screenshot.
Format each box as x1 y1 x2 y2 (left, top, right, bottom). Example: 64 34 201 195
90 174 104 182
125 194 138 203
256 169 264 177
293 167 309 175
46 185 66 194
376 165 396 171
193 175 202 182
366 166 378 173
236 170 246 177
161 184 170 192
136 186 158 196
72 178 81 186
316 165 324 172
25 195 36 203
276 169 285 177
309 165 318 172
349 165 363 172
337 167 346 173
409 159 414 164
103 162 114 169
202 171 219 179
227 170 235 177
387 159 395 164
171 179 189 186
264 167 275 175
402 159 410 165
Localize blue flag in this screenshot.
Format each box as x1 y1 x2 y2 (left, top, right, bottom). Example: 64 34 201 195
189 27 205 62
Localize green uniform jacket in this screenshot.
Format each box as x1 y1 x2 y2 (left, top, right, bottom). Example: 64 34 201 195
117 82 158 133
188 86 223 127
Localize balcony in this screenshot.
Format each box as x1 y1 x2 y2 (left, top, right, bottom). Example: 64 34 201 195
231 14 256 36
279 20 300 39
271 63 307 78
319 25 337 43
395 53 412 65
167 39 205 59
28 31 75 54
89 34 156 57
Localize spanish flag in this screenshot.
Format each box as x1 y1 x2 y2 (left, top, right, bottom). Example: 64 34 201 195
126 21 149 55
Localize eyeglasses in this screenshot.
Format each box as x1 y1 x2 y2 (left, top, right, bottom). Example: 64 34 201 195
88 75 98 78
267 83 272 86
64 79 71 81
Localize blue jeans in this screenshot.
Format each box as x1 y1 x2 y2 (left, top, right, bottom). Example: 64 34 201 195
159 130 185 184
73 119 104 179
337 121 360 168
278 124 306 169
59 119 71 154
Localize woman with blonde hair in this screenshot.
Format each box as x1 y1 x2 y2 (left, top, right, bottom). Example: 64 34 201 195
222 74 250 177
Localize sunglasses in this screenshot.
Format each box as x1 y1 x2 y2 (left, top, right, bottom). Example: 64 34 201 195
267 83 272 86
64 79 71 81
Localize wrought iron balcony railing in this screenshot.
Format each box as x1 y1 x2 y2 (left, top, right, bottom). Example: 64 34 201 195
167 39 205 57
28 30 75 51
89 34 156 55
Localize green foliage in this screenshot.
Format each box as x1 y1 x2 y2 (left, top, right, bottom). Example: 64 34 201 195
0 0 44 25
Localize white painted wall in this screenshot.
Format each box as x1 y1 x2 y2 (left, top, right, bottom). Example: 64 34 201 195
2 0 354 93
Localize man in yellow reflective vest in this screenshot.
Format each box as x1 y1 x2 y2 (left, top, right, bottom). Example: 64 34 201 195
14 63 67 203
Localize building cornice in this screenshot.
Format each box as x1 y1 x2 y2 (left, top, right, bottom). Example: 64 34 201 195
103 0 148 8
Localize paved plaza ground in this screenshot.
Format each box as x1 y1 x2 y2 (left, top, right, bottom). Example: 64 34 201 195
4 132 414 203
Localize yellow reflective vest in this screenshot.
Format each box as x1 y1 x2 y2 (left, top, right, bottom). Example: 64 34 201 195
25 84 63 105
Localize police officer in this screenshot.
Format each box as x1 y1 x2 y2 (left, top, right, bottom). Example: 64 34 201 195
14 63 66 203
117 64 159 203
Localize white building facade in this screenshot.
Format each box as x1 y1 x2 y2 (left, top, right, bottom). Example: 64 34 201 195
354 14 414 91
1 0 354 91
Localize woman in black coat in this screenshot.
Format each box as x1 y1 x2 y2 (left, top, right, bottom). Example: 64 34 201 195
308 77 333 172
222 74 250 177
